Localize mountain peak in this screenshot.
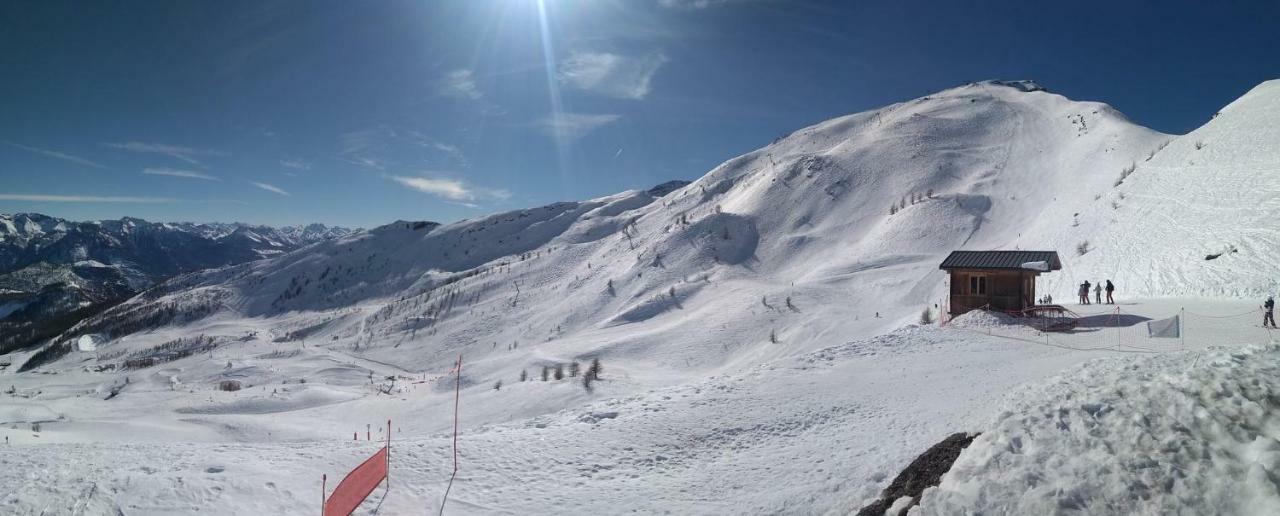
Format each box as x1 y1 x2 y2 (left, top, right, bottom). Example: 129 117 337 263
973 79 1047 93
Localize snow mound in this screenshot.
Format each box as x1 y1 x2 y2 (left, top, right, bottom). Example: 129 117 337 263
947 309 1023 330
917 343 1280 515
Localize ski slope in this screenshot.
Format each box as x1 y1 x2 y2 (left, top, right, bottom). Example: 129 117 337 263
2 79 1278 515
1044 79 1280 299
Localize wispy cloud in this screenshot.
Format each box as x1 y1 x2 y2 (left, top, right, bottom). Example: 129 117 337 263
407 131 469 168
437 69 482 100
338 126 468 171
386 174 511 202
658 0 747 9
0 194 175 203
559 51 667 100
104 141 225 166
539 113 622 140
4 141 106 169
281 158 311 170
341 156 388 170
142 167 220 181
250 181 290 196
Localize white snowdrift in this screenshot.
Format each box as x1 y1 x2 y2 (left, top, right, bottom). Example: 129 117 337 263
918 343 1280 515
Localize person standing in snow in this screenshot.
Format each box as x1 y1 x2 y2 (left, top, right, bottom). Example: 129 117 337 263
1082 281 1092 305
1265 296 1276 328
1094 283 1103 304
1078 283 1087 304
1105 280 1116 305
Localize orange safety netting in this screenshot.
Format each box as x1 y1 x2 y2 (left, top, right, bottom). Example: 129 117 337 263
324 446 388 516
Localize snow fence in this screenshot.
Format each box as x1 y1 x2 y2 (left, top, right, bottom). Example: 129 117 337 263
323 420 390 516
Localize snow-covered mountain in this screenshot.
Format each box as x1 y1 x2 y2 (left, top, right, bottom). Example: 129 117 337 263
1041 79 1280 298
40 80 1175 373
4 79 1279 514
0 213 353 356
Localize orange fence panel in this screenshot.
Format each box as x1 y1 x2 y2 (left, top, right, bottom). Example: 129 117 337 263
324 446 388 516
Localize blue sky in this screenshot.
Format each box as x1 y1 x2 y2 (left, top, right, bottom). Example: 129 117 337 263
1 0 1277 228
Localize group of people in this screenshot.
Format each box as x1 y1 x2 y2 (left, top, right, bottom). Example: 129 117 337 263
1265 296 1276 328
1078 279 1116 305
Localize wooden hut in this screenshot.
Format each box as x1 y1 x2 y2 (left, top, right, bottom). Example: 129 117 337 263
940 250 1062 315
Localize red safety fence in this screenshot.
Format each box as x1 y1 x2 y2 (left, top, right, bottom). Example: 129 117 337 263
323 420 390 516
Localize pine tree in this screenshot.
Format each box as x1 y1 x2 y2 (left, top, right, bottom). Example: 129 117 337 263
493 380 502 391
920 307 934 325
519 369 528 382
590 357 602 380
569 361 581 377
554 363 564 380
541 366 550 381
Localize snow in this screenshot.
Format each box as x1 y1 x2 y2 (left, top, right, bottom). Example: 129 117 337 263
916 341 1280 515
76 334 99 351
1 79 1278 514
1035 79 1280 299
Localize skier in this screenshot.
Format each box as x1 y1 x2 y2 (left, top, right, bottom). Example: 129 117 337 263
1094 282 1103 304
1265 296 1276 328
1078 282 1087 304
1082 280 1092 305
1105 279 1116 305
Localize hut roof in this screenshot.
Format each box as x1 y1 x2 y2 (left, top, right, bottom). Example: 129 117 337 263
939 250 1062 271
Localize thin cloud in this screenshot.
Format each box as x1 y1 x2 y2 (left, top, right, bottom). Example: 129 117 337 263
559 51 667 100
104 141 225 166
0 194 175 203
250 181 291 196
437 69 482 100
142 167 220 181
386 174 510 202
281 158 311 170
4 141 106 169
341 156 388 170
658 0 748 8
539 113 622 140
339 127 384 156
408 132 469 168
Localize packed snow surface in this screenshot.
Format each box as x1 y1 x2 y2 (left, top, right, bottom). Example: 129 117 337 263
918 341 1280 515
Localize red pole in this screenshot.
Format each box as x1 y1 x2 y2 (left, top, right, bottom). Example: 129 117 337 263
455 355 463 470
439 354 463 516
386 418 392 488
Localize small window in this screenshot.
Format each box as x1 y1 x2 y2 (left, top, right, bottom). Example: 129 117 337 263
969 275 987 295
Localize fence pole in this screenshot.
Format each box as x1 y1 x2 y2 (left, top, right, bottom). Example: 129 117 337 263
1180 307 1185 351
321 474 326 516
386 418 391 490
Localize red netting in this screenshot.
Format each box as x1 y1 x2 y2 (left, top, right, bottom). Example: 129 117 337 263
325 447 387 516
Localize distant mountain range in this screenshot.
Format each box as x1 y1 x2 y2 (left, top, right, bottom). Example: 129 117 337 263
0 213 355 354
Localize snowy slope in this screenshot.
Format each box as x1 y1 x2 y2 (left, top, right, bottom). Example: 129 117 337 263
48 80 1166 376
1033 79 1280 299
5 79 1280 515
